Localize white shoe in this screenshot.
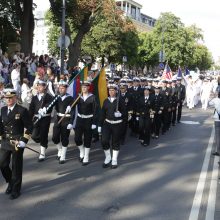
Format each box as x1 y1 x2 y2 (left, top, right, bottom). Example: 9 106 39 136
111 150 119 169
59 146 67 164
56 143 62 160
77 145 85 162
82 148 90 165
103 149 112 168
38 146 46 162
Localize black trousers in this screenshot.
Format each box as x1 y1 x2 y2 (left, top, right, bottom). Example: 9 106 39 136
101 122 122 151
0 148 24 194
52 123 71 147
153 114 162 136
171 107 177 125
162 109 169 133
129 113 139 134
177 102 183 122
139 116 151 145
121 120 128 142
32 117 51 148
74 117 93 148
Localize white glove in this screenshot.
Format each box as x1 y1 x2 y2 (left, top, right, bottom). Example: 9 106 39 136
128 114 132 121
98 127 102 133
17 141 26 148
114 111 122 118
158 110 162 114
42 107 47 114
91 124 96 129
65 106 71 114
136 117 139 121
38 108 43 115
67 124 73 130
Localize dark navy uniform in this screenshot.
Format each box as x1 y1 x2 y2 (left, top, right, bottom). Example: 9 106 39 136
75 93 98 165
160 87 171 134
129 86 142 136
0 103 32 198
137 93 154 146
151 91 164 138
170 85 178 126
120 90 133 144
29 93 54 149
99 95 127 168
176 82 186 123
52 94 75 148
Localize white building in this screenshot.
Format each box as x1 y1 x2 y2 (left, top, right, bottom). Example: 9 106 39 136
115 0 156 32
32 10 49 56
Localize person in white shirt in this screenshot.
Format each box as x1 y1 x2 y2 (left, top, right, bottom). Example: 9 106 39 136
11 64 21 96
209 92 220 158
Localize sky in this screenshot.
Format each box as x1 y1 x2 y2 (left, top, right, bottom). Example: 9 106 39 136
136 0 220 62
34 0 220 62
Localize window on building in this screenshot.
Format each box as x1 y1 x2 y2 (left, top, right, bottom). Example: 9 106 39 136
42 40 44 45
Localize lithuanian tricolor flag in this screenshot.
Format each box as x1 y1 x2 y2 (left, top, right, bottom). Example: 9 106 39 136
93 67 108 108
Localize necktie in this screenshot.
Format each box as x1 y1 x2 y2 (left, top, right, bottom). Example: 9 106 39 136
8 109 11 115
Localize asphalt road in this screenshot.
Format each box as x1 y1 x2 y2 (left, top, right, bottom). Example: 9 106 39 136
0 106 219 220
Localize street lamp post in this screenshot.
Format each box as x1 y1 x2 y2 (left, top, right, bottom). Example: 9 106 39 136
60 0 66 74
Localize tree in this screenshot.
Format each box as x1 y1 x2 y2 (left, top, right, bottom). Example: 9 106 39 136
49 0 108 67
137 12 213 70
0 0 35 55
47 0 138 67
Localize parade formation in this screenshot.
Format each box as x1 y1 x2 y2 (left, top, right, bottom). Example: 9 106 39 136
0 51 220 201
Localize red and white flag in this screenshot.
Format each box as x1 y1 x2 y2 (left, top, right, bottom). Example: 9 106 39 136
162 63 173 80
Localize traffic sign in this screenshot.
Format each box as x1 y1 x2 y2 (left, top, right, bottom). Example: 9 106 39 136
57 35 70 48
110 63 116 71
122 56 127 63
159 63 164 69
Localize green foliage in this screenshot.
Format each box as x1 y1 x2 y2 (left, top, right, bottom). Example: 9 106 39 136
0 1 20 51
138 12 213 70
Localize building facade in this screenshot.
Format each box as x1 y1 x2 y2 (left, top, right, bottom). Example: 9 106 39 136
115 0 156 32
32 10 49 56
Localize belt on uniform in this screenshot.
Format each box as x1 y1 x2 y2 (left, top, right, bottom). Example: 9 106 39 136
77 113 93 119
105 119 122 124
3 134 21 139
57 113 71 117
34 113 51 118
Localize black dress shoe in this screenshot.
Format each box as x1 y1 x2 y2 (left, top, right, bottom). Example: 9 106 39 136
79 157 84 163
9 192 20 200
5 184 12 195
92 138 99 143
56 156 61 160
143 143 149 147
111 165 118 169
212 152 220 156
38 158 45 162
102 161 111 168
59 160 65 164
82 162 90 166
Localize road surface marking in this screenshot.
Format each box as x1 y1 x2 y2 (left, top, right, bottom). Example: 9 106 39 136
188 126 214 220
181 121 200 125
205 155 219 220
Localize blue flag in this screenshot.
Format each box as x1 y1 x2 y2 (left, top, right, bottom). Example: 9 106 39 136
185 68 190 76
177 66 182 78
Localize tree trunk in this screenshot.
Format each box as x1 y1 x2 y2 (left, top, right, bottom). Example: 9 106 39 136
67 14 93 67
68 30 85 67
20 0 34 55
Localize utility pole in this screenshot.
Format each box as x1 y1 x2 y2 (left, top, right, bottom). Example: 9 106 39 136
60 0 66 74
